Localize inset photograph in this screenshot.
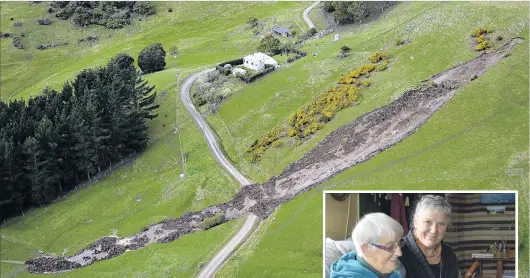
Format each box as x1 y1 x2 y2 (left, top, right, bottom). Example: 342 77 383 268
324 192 517 278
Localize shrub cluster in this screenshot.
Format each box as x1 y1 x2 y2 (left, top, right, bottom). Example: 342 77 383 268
471 27 493 51
37 18 52 25
77 35 98 43
369 51 388 63
12 36 23 49
338 64 376 85
191 70 228 110
323 2 396 25
257 34 281 55
286 51 307 63
298 27 318 41
246 52 391 162
216 58 244 75
247 127 283 161
216 66 231 76
138 43 166 74
288 84 360 134
394 38 405 46
37 41 68 50
49 1 155 29
238 66 275 84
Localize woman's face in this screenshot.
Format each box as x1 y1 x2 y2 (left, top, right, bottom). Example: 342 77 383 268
414 208 449 248
364 236 402 274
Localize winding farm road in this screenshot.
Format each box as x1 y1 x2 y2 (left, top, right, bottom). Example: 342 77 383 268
179 71 260 278
180 72 253 186
187 3 322 276
303 1 320 30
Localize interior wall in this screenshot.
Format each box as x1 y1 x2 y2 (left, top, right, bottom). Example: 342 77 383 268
325 193 359 240
445 193 516 277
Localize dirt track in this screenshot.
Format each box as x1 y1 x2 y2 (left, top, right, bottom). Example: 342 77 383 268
26 37 523 274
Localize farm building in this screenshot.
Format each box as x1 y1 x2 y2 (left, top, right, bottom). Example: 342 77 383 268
243 52 278 71
272 26 291 37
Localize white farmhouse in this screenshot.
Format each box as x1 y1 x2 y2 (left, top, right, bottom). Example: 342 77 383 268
243 52 278 71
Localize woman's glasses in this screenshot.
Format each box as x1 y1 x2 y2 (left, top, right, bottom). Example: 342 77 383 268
370 240 405 253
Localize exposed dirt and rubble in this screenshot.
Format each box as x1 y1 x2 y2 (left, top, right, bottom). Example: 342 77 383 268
25 38 523 273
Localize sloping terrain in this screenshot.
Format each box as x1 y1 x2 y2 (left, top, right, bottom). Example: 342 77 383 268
25 37 522 273
1 2 528 277
0 2 308 277
212 2 528 277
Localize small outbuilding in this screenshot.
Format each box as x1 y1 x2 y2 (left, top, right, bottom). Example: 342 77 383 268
272 26 292 37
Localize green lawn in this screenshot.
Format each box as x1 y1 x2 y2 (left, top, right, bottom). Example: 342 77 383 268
214 2 529 277
0 2 311 277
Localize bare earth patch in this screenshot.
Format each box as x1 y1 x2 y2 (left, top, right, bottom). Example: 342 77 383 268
25 38 523 273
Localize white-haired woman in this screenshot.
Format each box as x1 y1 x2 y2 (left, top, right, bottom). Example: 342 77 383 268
330 212 405 278
399 195 461 278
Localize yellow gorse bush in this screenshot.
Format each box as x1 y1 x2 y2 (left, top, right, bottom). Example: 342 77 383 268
471 27 493 51
246 52 391 162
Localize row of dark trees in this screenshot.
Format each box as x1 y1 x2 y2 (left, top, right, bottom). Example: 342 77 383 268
323 1 396 24
0 53 159 221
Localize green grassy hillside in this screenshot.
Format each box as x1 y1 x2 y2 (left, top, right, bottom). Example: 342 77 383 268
0 2 309 277
0 2 308 101
213 2 529 277
0 1 528 277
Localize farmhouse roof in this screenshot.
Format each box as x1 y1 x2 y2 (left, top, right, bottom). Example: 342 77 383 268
272 26 290 34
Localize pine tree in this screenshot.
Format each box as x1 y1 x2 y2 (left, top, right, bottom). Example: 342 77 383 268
53 105 78 192
0 138 15 218
105 53 158 155
123 110 149 153
135 75 159 120
35 116 62 196
85 96 110 172
23 136 48 205
71 99 97 181
106 86 128 160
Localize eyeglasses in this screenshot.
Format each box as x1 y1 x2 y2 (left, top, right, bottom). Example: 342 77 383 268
370 240 405 253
